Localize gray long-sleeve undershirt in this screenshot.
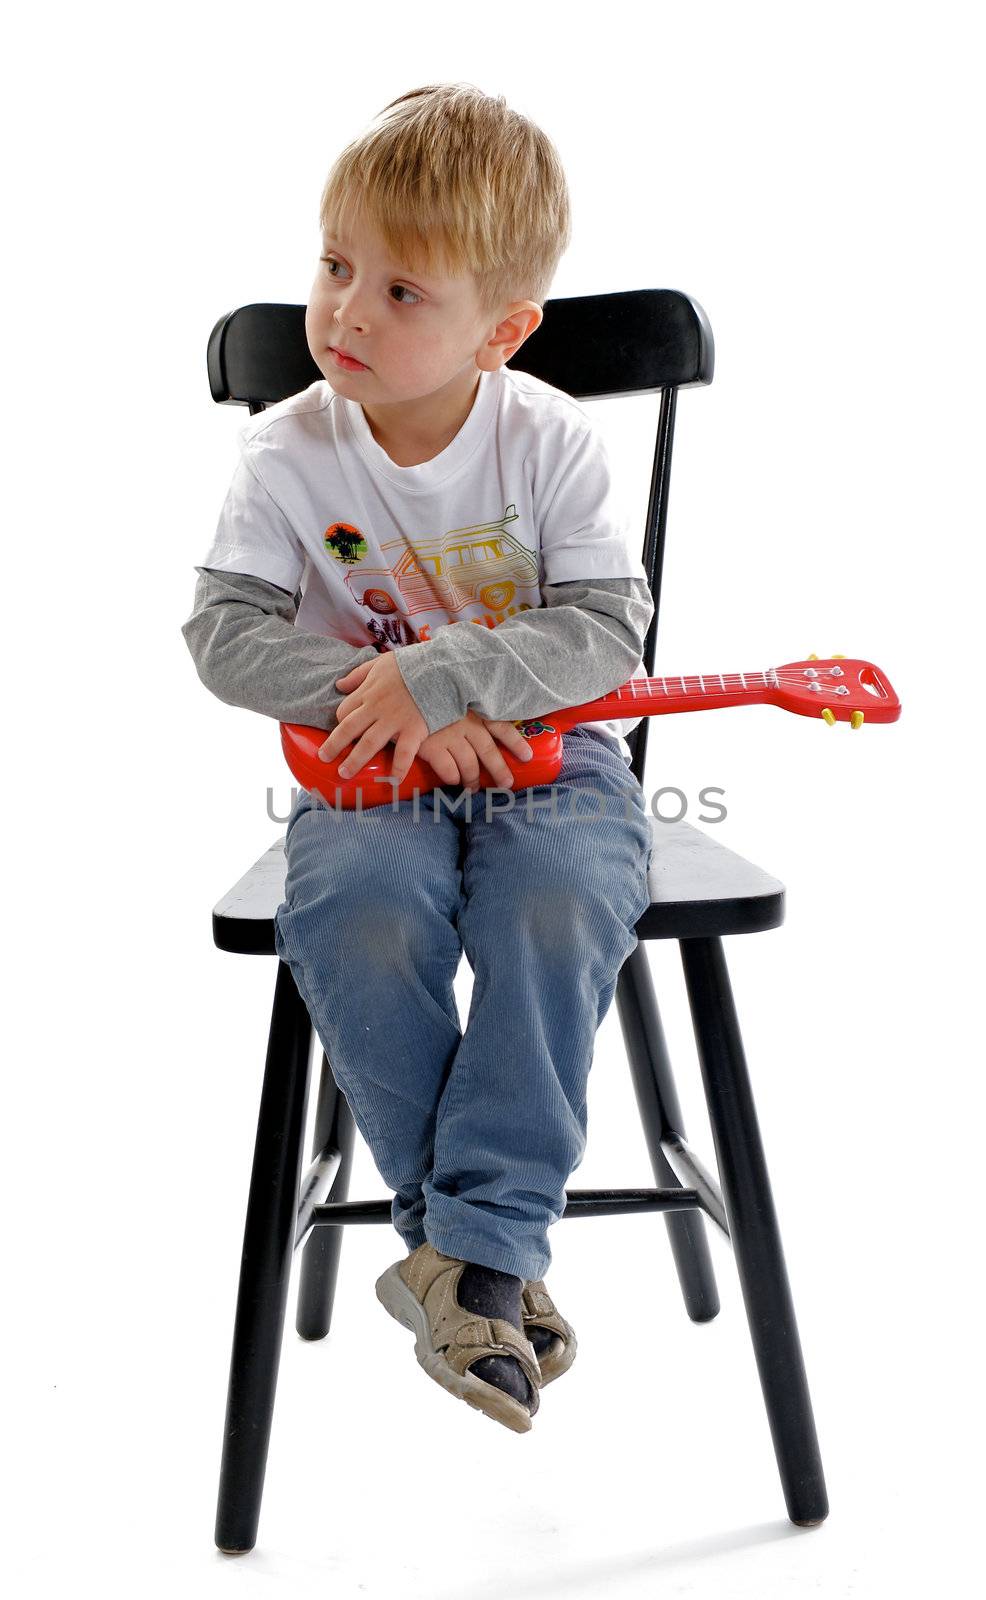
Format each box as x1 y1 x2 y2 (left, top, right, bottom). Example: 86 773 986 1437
180 565 653 738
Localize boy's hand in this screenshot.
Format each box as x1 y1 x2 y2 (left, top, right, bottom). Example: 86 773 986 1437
417 710 534 791
319 653 429 784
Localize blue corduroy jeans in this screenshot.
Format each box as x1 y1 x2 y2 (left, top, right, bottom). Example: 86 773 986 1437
273 725 654 1282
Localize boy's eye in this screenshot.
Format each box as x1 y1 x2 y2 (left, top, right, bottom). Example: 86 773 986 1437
319 256 422 306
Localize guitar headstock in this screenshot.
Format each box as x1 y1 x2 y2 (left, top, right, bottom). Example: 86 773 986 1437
771 656 901 726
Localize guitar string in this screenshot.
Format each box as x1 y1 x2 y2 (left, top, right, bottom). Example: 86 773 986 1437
591 673 867 704
620 673 855 688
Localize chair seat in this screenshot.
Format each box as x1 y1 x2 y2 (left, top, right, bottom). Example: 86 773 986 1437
212 818 785 954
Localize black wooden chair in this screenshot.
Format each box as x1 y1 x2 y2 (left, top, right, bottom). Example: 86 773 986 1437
205 290 829 1554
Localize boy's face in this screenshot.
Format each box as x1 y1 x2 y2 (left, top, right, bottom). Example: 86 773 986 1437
305 211 542 433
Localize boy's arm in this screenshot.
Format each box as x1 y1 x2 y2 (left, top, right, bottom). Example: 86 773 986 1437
181 566 379 729
392 576 654 733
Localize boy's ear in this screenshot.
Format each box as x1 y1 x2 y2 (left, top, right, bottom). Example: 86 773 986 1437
482 302 543 368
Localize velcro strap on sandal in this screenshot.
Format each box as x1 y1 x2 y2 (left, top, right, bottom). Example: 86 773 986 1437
523 1286 556 1317
453 1316 541 1391
521 1282 571 1341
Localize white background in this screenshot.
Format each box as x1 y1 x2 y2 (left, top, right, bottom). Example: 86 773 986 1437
4 1 983 1593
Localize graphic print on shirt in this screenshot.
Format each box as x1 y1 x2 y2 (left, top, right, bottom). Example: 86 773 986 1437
322 502 539 652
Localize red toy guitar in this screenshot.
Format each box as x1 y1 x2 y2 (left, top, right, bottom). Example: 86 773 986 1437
280 654 901 811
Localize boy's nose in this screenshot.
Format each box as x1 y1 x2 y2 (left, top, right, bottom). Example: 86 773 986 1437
334 293 370 334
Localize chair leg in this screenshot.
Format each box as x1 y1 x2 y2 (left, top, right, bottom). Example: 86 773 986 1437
215 960 314 1555
679 936 829 1526
616 943 720 1320
296 1052 357 1340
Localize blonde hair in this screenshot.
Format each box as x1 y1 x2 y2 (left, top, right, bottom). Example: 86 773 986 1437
318 83 572 320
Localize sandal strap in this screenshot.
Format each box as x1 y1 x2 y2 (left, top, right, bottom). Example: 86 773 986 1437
522 1280 557 1318
448 1315 542 1399
521 1280 571 1342
403 1247 543 1400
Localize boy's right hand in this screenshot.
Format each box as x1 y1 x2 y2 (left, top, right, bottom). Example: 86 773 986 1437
418 709 534 791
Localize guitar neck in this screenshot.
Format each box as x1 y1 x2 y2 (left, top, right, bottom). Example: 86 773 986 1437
553 669 778 728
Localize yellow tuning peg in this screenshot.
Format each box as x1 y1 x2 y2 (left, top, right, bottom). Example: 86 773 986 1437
808 652 818 660
831 653 845 659
850 710 864 730
821 708 836 726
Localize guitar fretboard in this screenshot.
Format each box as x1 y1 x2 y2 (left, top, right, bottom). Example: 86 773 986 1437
613 669 781 698
567 669 783 719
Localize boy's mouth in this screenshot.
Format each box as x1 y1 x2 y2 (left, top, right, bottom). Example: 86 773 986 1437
329 346 369 372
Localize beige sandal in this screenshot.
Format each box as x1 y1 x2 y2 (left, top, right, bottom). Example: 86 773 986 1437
522 1280 578 1385
375 1242 542 1434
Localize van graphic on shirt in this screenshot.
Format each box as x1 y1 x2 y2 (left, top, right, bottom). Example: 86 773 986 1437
335 503 538 619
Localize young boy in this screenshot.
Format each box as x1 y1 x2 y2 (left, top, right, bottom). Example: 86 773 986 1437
182 82 655 1435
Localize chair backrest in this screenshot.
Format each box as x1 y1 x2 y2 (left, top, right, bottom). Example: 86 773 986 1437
207 288 715 781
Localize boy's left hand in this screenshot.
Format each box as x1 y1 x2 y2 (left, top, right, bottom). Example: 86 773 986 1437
318 653 429 785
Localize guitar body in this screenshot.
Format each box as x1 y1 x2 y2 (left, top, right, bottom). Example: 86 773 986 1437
281 654 901 811
280 715 567 810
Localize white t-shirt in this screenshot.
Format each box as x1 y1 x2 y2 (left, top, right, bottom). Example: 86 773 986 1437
199 363 650 749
